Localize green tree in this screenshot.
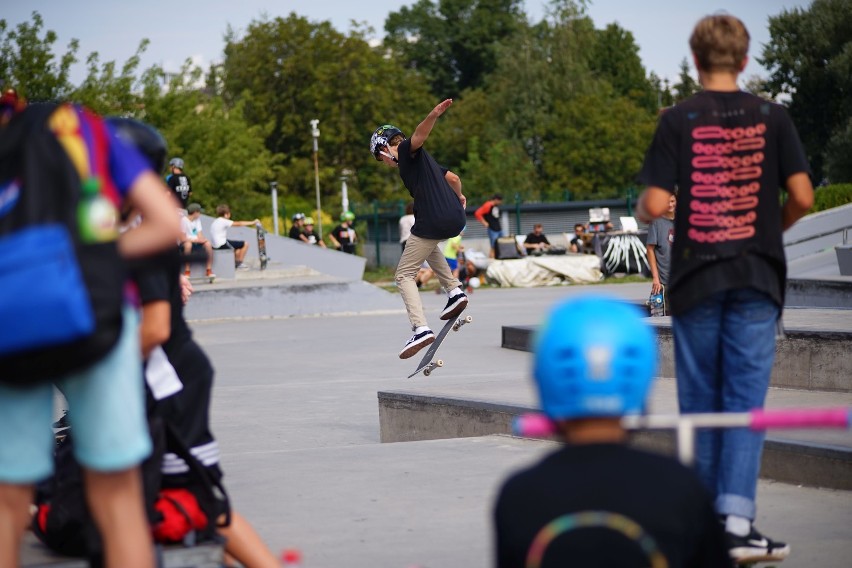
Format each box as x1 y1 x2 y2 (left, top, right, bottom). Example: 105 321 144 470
223 14 433 209
70 41 149 115
0 11 77 101
384 0 525 98
460 136 536 202
672 57 699 102
761 0 852 180
137 63 280 219
589 23 656 112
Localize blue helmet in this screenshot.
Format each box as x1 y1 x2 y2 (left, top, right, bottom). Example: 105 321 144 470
533 294 657 420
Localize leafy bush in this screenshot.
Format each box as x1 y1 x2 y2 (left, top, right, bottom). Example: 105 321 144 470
811 184 852 213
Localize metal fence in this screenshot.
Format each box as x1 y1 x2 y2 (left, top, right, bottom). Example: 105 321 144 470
354 196 644 268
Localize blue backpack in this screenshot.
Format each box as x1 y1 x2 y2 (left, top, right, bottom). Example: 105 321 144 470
0 103 125 385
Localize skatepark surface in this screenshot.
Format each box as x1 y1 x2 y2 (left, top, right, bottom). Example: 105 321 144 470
23 282 852 567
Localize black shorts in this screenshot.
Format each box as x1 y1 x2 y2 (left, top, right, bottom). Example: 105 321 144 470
215 240 245 250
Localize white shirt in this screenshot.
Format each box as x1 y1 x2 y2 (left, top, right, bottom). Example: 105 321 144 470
210 217 234 248
180 215 195 243
399 214 415 244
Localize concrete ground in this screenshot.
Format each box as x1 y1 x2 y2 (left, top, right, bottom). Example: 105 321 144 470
193 283 852 567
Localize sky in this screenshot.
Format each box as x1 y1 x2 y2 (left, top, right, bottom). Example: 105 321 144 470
4 0 810 86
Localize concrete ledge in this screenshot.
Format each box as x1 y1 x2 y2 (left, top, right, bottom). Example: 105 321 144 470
21 533 224 567
786 278 852 308
502 323 852 393
377 391 852 491
184 277 400 321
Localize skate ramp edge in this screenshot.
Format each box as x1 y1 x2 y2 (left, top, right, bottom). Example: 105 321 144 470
377 390 852 491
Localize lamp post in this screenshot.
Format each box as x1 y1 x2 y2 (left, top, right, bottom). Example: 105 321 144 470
310 119 323 239
270 181 279 235
340 168 354 214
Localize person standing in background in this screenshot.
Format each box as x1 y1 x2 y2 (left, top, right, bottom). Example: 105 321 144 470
475 193 504 258
166 157 192 213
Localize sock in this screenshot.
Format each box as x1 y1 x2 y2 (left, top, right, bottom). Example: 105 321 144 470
725 515 751 537
449 286 464 297
414 326 431 334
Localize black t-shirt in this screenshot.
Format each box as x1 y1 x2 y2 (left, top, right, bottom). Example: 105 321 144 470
331 223 355 245
167 172 192 209
289 225 303 240
397 139 466 240
131 248 217 475
525 233 550 246
131 248 192 357
638 91 810 315
494 444 731 568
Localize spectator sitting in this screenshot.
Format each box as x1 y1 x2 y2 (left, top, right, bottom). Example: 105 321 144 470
444 229 465 279
210 204 259 270
180 203 214 278
399 202 415 252
329 211 357 254
493 295 731 568
302 217 326 247
289 213 309 243
524 223 551 255
569 223 586 253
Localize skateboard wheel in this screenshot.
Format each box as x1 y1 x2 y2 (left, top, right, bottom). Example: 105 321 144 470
436 359 443 367
464 315 473 323
424 369 431 377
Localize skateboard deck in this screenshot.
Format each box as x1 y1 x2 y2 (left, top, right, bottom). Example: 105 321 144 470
648 286 665 317
408 315 473 378
256 223 268 270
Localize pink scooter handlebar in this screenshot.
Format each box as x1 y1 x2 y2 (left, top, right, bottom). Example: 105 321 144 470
512 407 852 437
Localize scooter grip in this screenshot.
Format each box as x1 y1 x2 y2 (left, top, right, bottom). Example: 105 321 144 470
749 407 850 430
512 414 556 437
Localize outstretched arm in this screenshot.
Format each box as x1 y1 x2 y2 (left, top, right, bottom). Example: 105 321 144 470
410 99 453 153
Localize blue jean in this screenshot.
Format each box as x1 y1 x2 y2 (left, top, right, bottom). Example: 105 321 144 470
672 288 779 520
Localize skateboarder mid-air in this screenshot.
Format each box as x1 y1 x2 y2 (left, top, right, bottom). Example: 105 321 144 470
371 99 468 359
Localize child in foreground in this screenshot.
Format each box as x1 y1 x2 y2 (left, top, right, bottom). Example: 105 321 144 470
493 295 731 568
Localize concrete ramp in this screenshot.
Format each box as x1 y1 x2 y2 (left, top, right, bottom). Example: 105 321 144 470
184 269 401 321
197 214 365 281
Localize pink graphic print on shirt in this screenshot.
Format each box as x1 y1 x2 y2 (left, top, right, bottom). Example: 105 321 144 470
688 123 766 243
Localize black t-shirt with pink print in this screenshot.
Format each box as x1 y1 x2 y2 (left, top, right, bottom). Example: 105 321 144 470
639 91 810 315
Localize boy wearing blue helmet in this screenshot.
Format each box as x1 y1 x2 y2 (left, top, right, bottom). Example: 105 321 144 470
494 295 730 568
371 99 469 359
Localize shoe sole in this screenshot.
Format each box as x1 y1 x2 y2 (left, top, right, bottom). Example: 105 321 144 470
730 546 790 564
440 297 469 320
399 336 435 360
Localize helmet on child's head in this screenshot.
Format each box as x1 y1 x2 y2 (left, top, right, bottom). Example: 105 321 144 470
369 124 405 160
340 211 355 222
169 157 184 169
106 117 168 173
304 217 314 225
533 294 656 421
292 213 305 222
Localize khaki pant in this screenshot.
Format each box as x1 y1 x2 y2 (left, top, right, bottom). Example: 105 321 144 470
395 233 462 329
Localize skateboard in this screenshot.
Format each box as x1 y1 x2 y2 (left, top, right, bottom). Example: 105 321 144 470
648 286 665 317
256 223 268 270
408 315 473 378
